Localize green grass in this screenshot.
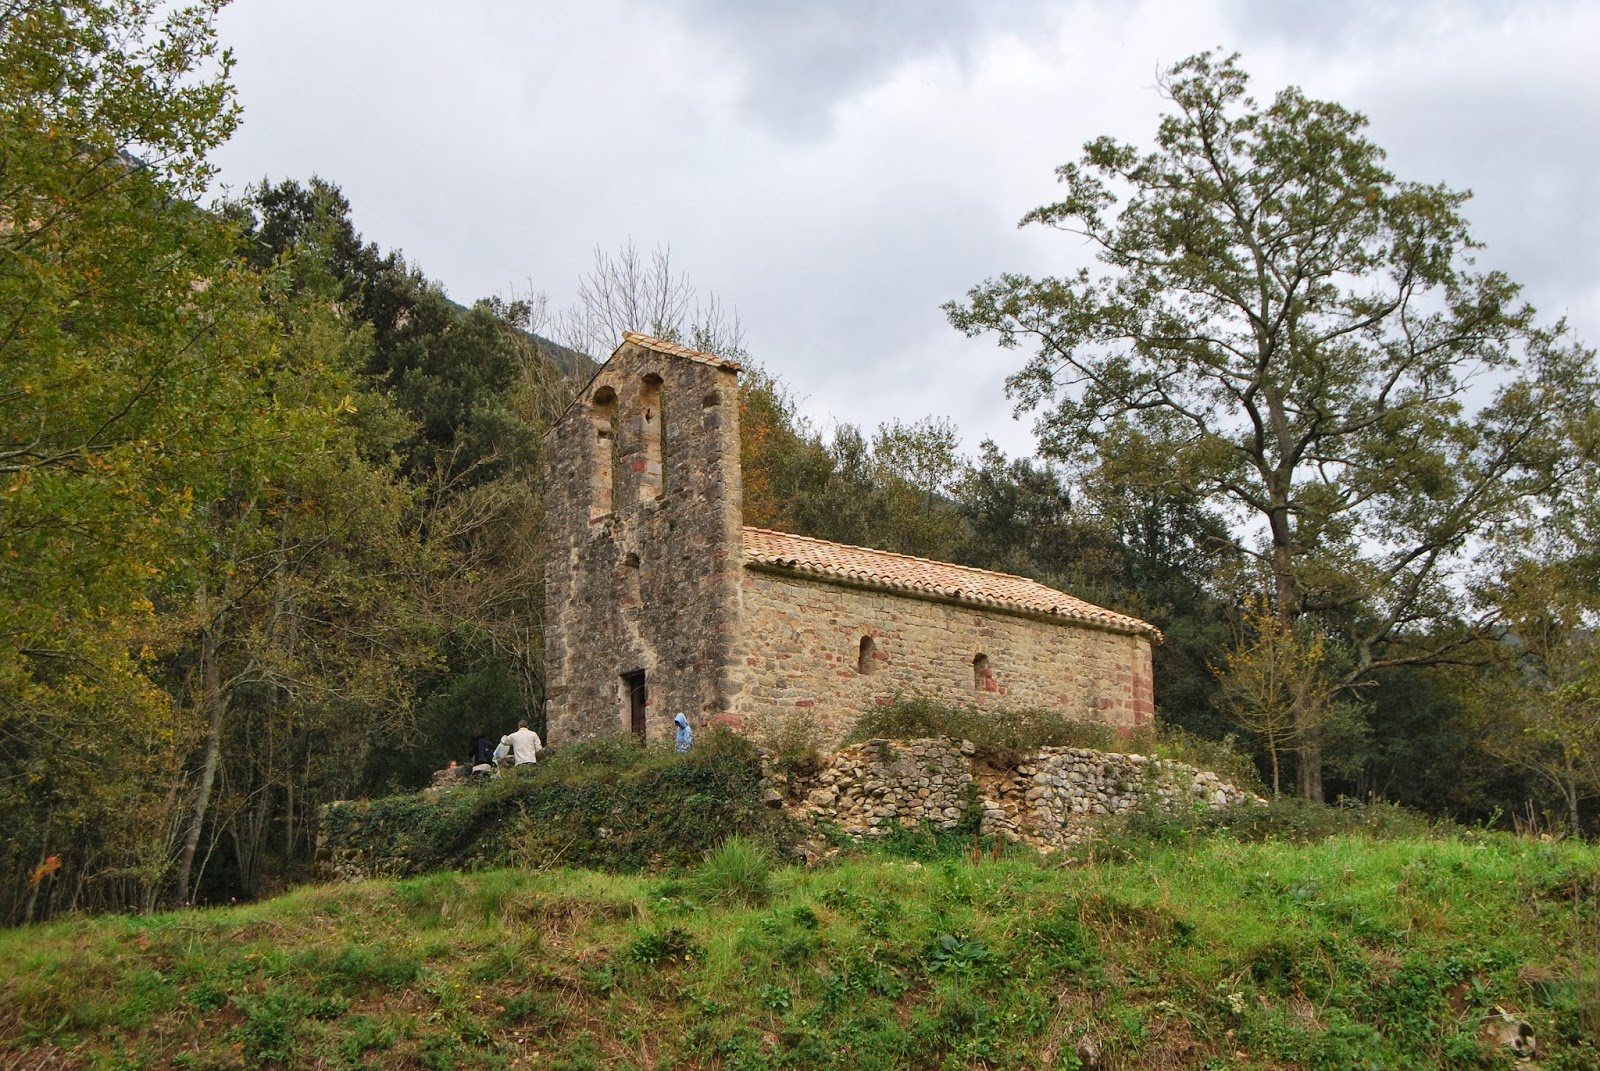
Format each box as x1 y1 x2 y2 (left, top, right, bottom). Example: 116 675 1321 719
3 827 1597 1070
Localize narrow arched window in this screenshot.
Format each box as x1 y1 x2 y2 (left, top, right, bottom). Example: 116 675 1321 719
973 653 991 690
858 636 876 675
589 386 617 519
638 373 663 502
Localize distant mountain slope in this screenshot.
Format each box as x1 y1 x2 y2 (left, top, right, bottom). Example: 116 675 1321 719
440 297 599 381
525 331 598 380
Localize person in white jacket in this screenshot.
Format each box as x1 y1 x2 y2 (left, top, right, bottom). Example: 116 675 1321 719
494 720 543 766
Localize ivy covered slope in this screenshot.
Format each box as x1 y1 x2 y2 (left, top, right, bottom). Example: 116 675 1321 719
321 732 801 877
3 819 1597 1070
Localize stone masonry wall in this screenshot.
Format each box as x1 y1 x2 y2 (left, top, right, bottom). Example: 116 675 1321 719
785 738 1257 851
790 738 977 835
542 339 744 746
977 746 1257 848
727 569 1155 749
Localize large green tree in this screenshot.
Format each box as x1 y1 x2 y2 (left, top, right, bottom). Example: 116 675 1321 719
231 178 573 788
0 0 298 918
947 51 1597 800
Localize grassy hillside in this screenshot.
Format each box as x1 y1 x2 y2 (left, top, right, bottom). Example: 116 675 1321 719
3 820 1597 1070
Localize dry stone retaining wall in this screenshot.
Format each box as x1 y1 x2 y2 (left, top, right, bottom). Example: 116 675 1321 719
783 737 1258 851
793 738 976 837
978 746 1257 847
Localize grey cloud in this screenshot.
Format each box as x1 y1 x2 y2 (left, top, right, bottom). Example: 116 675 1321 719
1220 0 1517 52
651 0 1055 137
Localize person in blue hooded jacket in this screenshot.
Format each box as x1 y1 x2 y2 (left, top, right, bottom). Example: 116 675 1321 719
674 713 693 753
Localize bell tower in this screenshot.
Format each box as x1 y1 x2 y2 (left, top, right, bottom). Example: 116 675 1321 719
541 333 744 745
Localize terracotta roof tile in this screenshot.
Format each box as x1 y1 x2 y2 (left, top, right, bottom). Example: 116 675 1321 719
623 331 742 372
742 527 1161 638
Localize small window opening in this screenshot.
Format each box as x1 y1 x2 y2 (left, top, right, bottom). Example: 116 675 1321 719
701 390 721 409
973 654 994 691
858 636 876 675
622 670 647 739
622 551 640 568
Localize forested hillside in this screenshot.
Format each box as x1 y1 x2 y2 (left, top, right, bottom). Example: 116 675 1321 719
3 2 1599 925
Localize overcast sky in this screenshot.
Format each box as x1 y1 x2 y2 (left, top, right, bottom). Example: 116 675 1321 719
212 0 1600 459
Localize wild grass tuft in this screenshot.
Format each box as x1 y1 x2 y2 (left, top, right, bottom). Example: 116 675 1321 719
687 835 774 907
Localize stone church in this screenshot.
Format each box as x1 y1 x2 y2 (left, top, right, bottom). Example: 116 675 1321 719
541 333 1159 747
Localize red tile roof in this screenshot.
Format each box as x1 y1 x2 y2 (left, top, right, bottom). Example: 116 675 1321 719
742 527 1161 638
623 331 742 372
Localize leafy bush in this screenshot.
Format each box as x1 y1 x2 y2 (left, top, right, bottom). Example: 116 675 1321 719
536 732 680 784
687 835 775 907
1123 724 1267 796
766 715 825 780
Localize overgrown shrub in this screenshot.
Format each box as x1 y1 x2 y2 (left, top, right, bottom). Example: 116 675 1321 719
1122 724 1267 795
766 715 824 780
320 729 799 878
848 695 1264 792
1090 796 1443 860
536 733 680 784
847 695 1116 758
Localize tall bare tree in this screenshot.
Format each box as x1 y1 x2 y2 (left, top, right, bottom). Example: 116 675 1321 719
558 240 746 361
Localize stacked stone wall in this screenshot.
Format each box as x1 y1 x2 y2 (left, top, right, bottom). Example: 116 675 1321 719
792 738 976 836
783 738 1257 851
728 570 1154 748
976 747 1256 848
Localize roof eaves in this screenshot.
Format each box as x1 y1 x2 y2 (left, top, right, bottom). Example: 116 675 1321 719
741 529 1162 640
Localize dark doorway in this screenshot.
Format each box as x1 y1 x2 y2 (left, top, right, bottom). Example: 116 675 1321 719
623 670 647 740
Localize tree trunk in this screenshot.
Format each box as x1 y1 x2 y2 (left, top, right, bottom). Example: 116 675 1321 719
1297 743 1324 803
1563 750 1583 836
283 767 295 864
175 617 226 906
1270 526 1324 803
21 805 53 925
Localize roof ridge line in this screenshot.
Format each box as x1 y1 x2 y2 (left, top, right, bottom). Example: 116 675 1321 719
623 330 742 371
742 526 1162 640
741 525 1054 586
